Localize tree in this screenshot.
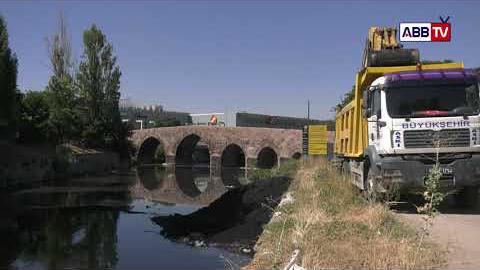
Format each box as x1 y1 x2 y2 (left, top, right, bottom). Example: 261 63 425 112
333 85 355 112
0 15 18 140
18 91 51 143
77 24 130 155
44 12 80 143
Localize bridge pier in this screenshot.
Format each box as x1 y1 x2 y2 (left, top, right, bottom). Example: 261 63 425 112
165 155 176 165
279 157 290 165
210 154 222 176
246 157 257 169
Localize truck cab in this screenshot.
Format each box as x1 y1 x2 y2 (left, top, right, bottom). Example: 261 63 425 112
363 68 480 191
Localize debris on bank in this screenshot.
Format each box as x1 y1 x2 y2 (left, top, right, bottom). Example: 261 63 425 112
151 176 292 253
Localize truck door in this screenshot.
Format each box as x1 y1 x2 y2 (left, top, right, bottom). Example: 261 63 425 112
367 87 382 149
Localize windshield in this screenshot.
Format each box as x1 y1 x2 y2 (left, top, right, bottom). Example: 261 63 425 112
385 83 480 118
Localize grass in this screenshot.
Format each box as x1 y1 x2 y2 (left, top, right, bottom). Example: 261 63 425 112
247 159 446 270
248 159 299 181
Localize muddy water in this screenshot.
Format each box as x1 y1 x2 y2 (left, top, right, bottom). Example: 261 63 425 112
0 166 251 270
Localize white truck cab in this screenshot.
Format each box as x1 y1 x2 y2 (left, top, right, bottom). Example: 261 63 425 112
363 69 480 194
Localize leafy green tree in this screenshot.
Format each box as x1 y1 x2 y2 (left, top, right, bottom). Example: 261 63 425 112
44 13 80 143
77 24 130 155
0 15 18 140
18 91 51 143
333 85 355 112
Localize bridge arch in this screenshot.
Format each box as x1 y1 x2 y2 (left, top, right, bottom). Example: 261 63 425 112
221 143 246 168
257 147 278 169
175 134 211 166
137 137 166 165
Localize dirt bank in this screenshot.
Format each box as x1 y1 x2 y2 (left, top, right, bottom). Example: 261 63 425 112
1 143 122 189
152 176 291 253
248 160 445 270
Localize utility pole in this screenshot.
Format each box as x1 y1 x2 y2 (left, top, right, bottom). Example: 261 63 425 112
307 99 310 123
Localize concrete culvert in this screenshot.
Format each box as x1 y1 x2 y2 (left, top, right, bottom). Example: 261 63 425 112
257 147 278 169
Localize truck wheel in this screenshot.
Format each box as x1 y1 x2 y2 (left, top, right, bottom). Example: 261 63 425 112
454 187 479 209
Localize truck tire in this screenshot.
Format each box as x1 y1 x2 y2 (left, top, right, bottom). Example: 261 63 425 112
454 187 479 209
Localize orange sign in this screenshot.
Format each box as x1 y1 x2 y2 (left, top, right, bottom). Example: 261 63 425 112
209 115 218 125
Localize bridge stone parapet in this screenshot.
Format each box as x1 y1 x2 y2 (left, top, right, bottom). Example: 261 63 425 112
130 126 302 169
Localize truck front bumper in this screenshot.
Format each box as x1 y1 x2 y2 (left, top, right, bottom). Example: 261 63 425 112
379 154 480 188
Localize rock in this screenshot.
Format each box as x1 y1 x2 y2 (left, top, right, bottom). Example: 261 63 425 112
279 192 294 207
241 247 252 254
193 240 205 247
271 211 282 221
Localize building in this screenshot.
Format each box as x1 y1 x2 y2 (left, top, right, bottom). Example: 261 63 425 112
119 99 191 129
190 111 333 130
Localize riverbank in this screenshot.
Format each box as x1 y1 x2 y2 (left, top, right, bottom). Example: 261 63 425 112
0 143 122 189
247 159 446 270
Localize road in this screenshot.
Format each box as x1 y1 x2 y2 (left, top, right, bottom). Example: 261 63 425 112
396 197 480 270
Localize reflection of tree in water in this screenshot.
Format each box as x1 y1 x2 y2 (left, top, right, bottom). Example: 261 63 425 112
137 166 167 190
175 166 211 198
17 208 120 269
0 184 131 270
0 224 22 268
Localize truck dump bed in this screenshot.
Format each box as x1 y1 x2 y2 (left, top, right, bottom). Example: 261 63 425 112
334 62 464 158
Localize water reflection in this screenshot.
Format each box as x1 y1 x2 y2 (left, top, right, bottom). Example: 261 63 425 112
0 180 131 270
0 166 250 270
135 165 249 206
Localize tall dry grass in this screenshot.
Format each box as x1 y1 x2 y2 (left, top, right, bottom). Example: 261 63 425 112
247 159 445 270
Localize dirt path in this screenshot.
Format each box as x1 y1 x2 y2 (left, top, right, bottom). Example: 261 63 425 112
397 202 480 270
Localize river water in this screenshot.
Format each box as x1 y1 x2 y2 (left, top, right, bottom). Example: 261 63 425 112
0 166 252 270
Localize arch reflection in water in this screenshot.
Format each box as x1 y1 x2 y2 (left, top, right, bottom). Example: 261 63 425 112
1 174 251 270
175 166 211 198
135 165 248 206
137 166 167 191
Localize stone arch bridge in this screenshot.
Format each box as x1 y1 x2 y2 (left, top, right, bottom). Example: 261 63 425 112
130 126 302 169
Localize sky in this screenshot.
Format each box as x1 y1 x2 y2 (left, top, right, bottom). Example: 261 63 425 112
1 1 480 120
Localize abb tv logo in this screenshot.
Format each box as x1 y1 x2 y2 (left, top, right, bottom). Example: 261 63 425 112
399 17 451 42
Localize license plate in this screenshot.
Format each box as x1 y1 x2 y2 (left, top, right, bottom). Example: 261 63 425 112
426 166 453 175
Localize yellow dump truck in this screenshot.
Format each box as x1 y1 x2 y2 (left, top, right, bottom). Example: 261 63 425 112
335 27 480 205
